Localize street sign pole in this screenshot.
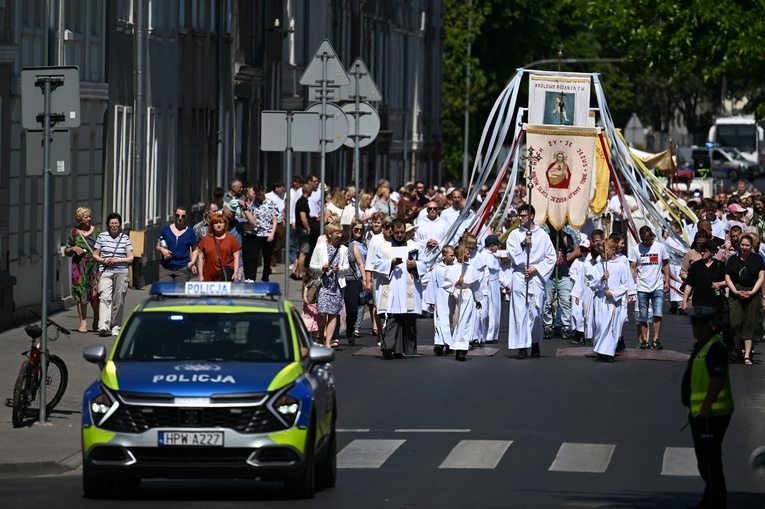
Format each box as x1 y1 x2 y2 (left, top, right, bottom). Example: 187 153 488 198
353 62 362 221
320 52 328 236
39 77 55 424
284 112 294 293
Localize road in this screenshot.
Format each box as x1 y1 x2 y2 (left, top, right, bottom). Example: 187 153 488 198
1 287 764 508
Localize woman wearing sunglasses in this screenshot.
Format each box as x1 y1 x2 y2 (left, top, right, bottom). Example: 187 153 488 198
157 206 199 282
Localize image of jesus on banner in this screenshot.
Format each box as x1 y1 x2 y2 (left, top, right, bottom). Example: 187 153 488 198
527 125 598 230
546 151 571 189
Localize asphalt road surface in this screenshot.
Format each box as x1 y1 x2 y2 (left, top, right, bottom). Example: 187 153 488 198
2 300 764 509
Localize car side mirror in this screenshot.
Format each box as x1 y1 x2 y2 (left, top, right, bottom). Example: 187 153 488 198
83 344 107 370
308 344 335 365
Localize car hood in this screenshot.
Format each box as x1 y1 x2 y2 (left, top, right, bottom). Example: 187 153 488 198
109 360 301 396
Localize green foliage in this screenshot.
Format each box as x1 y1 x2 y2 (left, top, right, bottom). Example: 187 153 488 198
441 0 491 180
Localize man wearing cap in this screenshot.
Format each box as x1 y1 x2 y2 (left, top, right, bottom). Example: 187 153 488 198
471 235 503 344
506 204 556 359
682 306 734 509
568 238 590 345
543 225 574 340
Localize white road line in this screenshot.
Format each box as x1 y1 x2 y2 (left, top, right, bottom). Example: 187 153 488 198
439 440 513 469
337 429 370 432
549 443 615 473
338 439 406 469
394 429 471 433
661 447 700 476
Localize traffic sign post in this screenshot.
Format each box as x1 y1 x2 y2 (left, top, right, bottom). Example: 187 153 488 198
261 110 322 291
21 66 80 424
344 58 382 219
300 39 350 235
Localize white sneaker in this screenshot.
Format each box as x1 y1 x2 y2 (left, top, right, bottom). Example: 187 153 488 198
111 325 120 336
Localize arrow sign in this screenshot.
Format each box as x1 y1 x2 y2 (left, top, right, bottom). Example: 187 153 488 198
341 58 382 102
299 39 350 87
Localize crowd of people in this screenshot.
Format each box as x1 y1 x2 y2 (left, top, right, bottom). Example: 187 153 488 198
65 175 764 369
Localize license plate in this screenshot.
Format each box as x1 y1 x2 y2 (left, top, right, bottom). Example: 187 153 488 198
158 431 224 446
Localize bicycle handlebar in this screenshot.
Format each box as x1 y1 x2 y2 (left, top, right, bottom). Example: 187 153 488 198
30 311 71 336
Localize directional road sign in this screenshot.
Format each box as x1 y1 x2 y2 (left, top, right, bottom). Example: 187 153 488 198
341 58 382 102
305 103 349 153
25 129 71 176
299 39 350 87
342 102 381 149
21 66 81 129
260 111 322 152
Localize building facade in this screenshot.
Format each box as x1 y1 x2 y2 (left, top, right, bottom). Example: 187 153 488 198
0 0 443 327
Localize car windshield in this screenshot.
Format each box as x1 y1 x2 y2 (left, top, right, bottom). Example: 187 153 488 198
114 312 293 363
723 147 746 160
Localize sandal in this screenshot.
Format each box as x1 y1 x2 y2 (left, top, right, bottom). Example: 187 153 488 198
78 326 88 333
330 340 340 348
370 329 378 336
745 357 753 365
348 337 356 346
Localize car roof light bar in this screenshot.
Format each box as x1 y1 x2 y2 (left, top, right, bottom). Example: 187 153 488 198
149 281 282 297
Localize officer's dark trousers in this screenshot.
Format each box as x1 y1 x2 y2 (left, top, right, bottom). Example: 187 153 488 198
690 413 731 508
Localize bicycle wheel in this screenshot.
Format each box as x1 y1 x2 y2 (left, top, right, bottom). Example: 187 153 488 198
11 360 33 428
26 355 69 417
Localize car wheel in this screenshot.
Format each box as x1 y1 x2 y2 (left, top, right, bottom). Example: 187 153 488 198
729 170 738 182
285 417 316 499
316 418 337 490
82 466 114 499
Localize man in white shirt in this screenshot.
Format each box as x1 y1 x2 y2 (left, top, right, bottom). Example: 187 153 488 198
415 201 448 261
288 175 303 269
628 225 670 350
265 180 286 271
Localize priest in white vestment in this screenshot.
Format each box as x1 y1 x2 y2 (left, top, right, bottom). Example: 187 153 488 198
371 218 428 359
505 205 556 359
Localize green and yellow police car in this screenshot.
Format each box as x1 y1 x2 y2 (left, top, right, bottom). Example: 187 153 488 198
81 281 336 499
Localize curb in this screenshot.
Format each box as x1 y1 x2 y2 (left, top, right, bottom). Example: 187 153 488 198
0 451 81 478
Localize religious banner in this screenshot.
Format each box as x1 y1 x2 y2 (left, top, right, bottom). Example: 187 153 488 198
528 71 592 127
590 133 611 214
526 125 598 229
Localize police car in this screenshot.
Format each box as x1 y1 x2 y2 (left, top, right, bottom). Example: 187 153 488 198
81 282 337 499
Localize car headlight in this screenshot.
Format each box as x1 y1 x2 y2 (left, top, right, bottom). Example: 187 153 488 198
89 386 119 427
274 394 300 426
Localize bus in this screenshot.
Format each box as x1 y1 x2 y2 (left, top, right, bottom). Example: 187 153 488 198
707 115 763 166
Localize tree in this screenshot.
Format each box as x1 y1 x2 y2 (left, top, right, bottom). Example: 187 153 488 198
441 0 491 180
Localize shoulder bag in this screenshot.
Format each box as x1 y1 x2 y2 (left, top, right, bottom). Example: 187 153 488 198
213 236 235 281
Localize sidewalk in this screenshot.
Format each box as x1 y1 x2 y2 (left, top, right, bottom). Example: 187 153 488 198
0 262 310 478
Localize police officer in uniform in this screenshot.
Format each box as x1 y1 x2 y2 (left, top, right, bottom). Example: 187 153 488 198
682 306 734 509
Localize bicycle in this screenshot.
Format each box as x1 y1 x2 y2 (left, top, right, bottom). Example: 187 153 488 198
4 313 70 428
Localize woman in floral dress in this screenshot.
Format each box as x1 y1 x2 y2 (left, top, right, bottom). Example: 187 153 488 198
65 207 101 333
309 223 350 347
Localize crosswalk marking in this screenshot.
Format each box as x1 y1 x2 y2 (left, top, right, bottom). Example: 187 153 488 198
439 440 513 469
661 447 699 476
549 443 615 473
338 439 406 468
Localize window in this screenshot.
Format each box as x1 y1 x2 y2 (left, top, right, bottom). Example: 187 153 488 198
117 0 134 24
113 105 134 226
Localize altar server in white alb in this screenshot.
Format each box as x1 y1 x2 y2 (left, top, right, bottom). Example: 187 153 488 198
442 244 482 361
568 238 590 345
424 245 455 356
586 238 631 362
505 204 556 359
371 218 428 359
471 234 503 344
